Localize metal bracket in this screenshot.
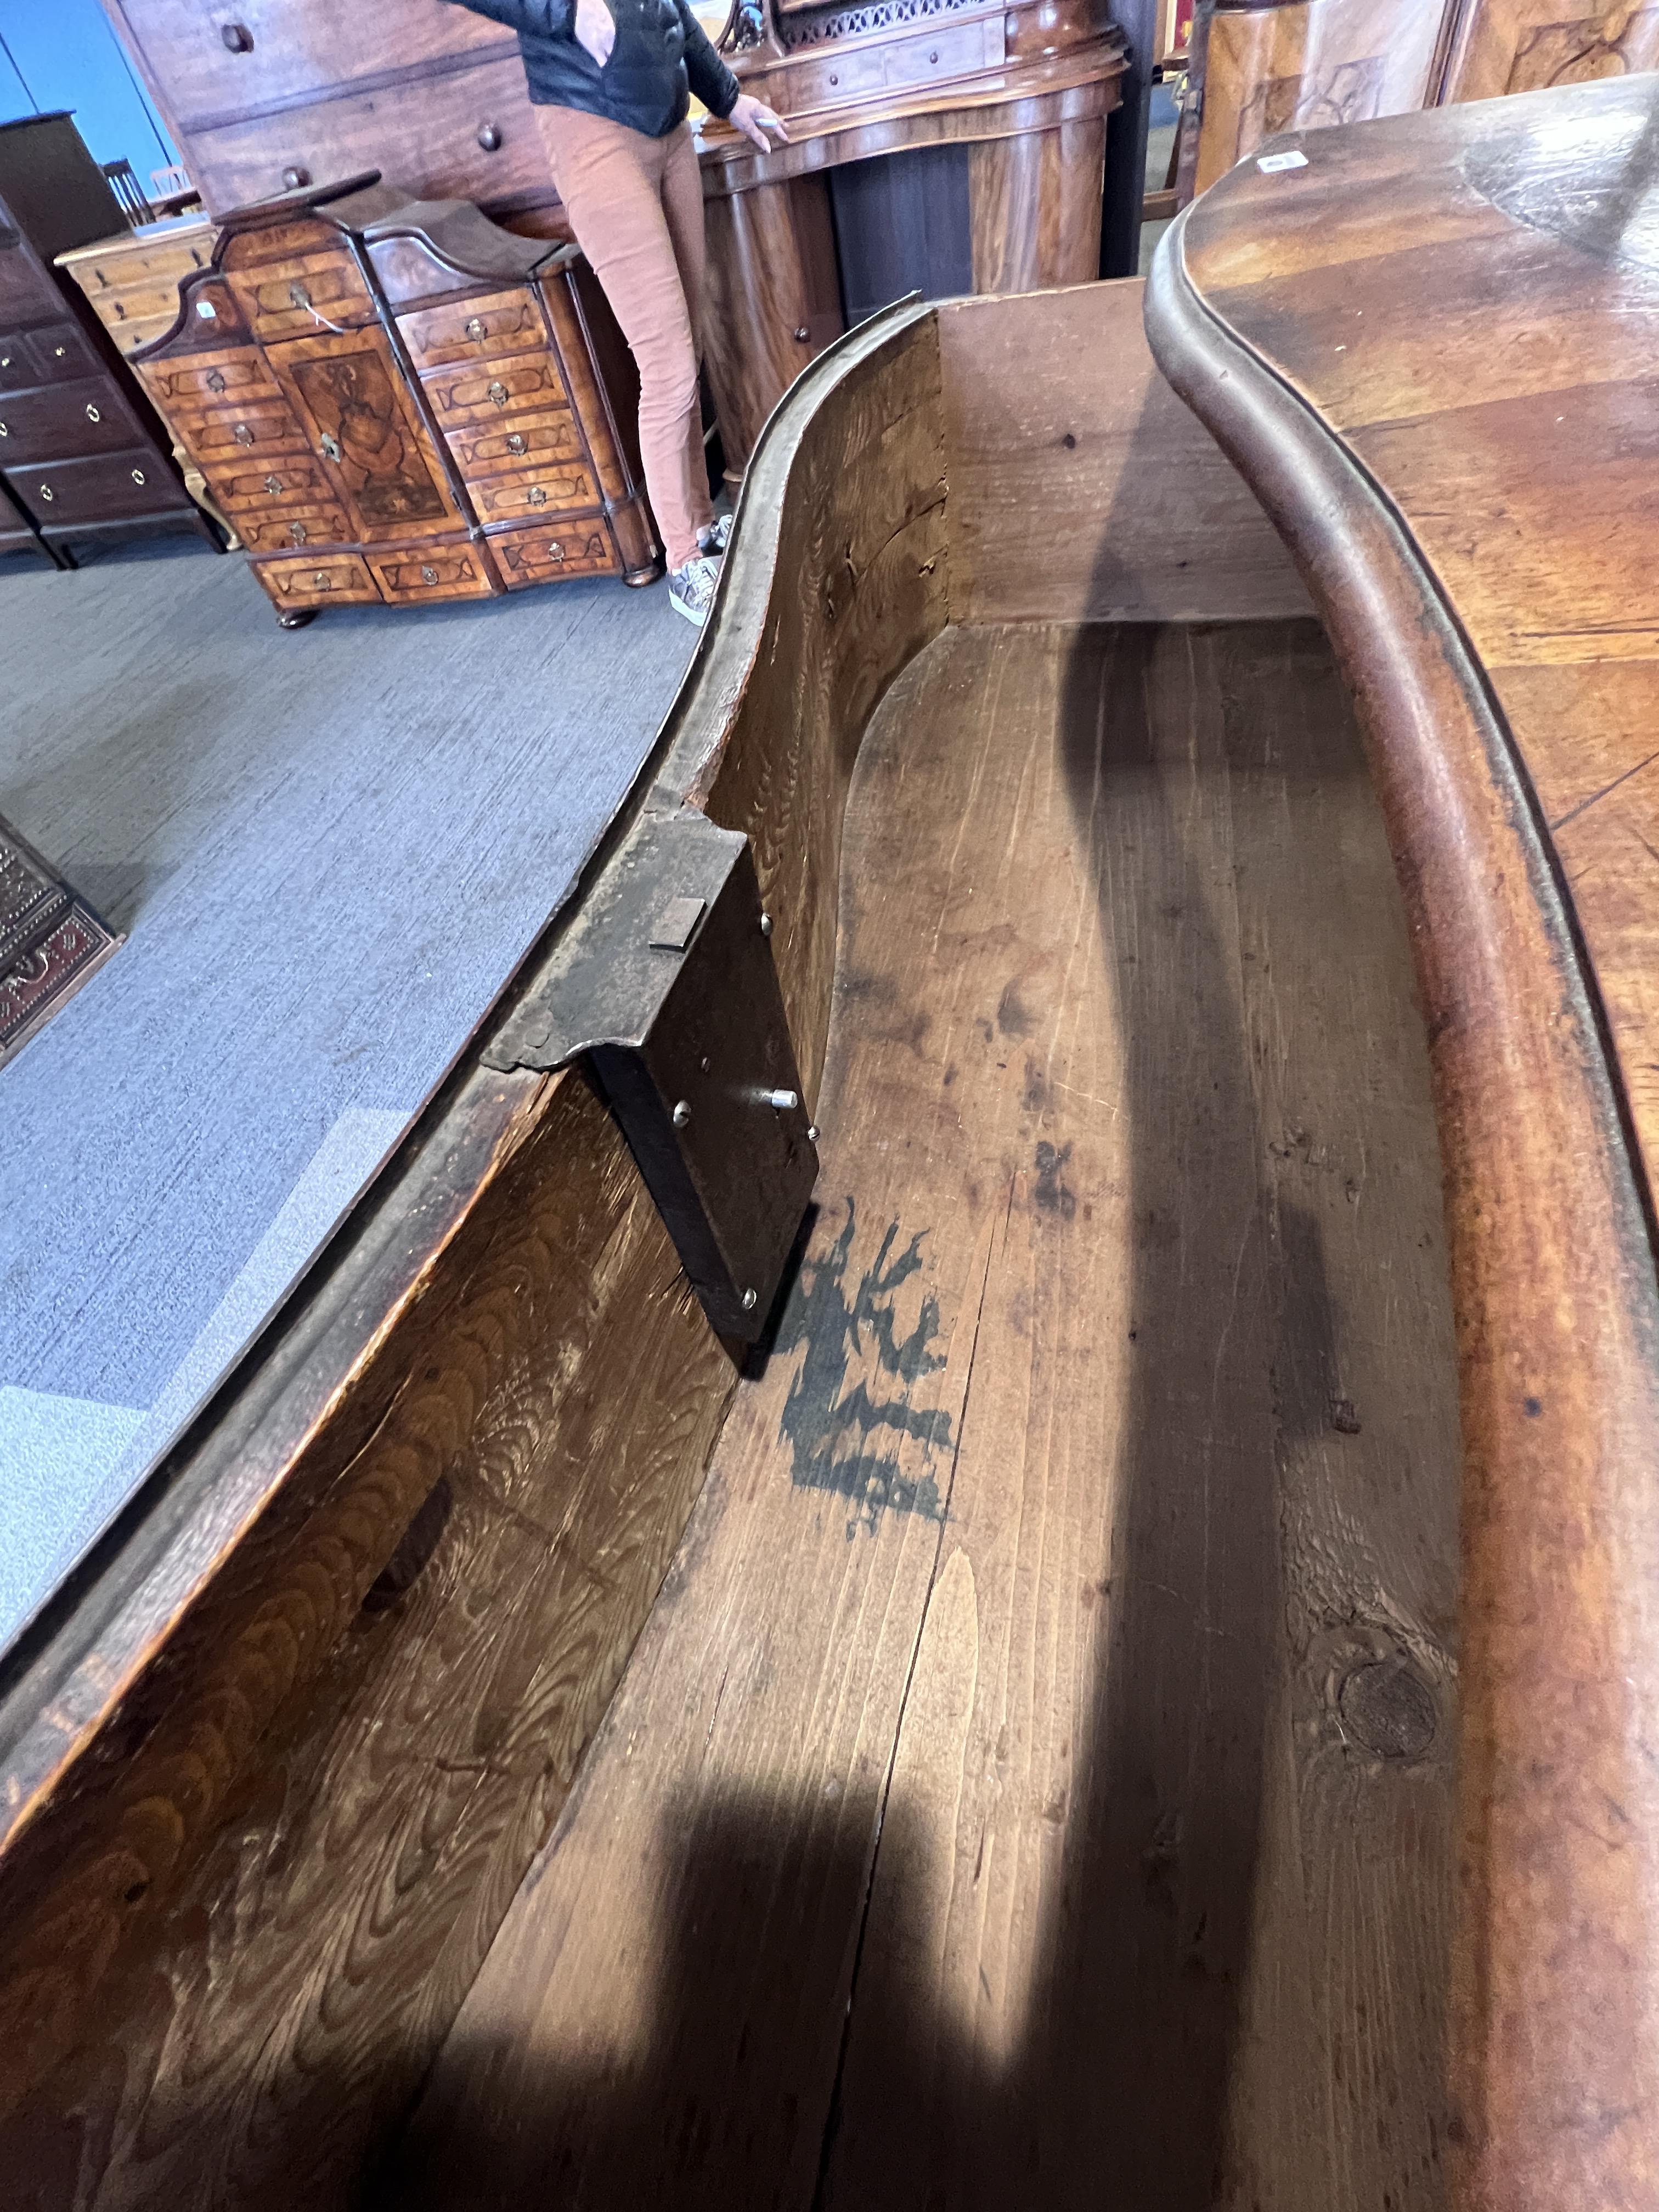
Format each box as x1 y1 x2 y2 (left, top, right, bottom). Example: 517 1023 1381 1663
485 808 819 1340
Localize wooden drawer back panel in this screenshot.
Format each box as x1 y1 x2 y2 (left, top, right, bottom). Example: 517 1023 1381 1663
223 248 375 343
398 287 548 369
251 549 380 606
111 0 508 131
467 459 597 523
184 55 552 220
421 348 567 427
446 405 583 481
490 516 618 585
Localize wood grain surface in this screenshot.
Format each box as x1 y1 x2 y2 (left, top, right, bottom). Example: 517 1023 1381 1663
393 617 1460 2212
1148 73 1659 2208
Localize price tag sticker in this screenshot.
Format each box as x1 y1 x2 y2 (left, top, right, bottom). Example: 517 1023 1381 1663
1257 149 1310 173
195 298 218 318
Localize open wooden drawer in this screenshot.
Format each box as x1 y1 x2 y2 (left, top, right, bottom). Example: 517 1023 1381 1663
1 77 1651 2210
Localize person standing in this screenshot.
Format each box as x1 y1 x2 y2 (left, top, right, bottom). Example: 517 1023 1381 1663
445 0 787 624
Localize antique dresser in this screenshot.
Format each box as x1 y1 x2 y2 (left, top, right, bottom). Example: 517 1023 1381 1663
134 176 658 625
0 113 217 564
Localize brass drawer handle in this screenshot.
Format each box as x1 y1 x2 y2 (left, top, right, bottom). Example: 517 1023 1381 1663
222 20 253 50
477 122 503 152
264 474 283 493
313 570 332 588
283 166 311 190
506 431 526 455
234 422 253 445
290 522 307 544
1 352 13 370
206 369 227 393
465 315 487 340
38 483 53 501
319 432 341 462
420 564 438 584
85 402 100 423
546 540 564 562
0 421 8 437
131 467 146 485
52 343 66 359
487 380 508 407
289 281 312 310
526 485 547 506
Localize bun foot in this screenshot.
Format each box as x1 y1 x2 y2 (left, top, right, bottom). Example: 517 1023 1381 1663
277 608 318 629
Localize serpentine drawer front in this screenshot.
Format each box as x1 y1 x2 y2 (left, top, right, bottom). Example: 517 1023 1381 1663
138 177 661 620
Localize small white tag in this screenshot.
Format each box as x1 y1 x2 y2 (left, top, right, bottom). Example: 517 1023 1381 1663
1256 149 1308 174
194 298 218 318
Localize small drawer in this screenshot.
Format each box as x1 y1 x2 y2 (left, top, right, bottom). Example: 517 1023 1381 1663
420 349 566 428
207 452 332 511
447 405 583 482
225 250 375 344
0 379 143 464
467 461 597 524
168 398 310 461
252 550 380 610
22 323 104 383
490 518 618 588
233 500 353 555
140 345 276 411
399 288 547 371
368 543 495 602
7 448 188 528
0 332 35 392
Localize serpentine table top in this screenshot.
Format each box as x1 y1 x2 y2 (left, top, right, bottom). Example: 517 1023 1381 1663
1147 73 1659 2212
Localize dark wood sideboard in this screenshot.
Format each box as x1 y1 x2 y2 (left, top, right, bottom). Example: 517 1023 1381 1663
134 176 659 625
1182 0 1659 201
0 114 218 565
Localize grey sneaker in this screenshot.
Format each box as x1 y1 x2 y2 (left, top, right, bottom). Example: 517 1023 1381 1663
668 552 720 627
697 513 733 557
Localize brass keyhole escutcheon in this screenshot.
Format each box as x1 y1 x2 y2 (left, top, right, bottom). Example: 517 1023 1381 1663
206 369 227 393
465 316 487 340
319 433 342 462
420 565 438 584
85 403 100 422
527 485 548 506
506 432 526 455
488 380 508 407
264 475 283 493
234 422 253 445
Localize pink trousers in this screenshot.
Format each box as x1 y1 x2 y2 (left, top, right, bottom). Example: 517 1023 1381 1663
536 106 713 572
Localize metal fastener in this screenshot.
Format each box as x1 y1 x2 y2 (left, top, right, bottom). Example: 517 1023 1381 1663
741 1288 758 1312
85 403 100 422
807 1124 820 1142
759 912 773 938
672 1100 692 1127
761 1088 799 1111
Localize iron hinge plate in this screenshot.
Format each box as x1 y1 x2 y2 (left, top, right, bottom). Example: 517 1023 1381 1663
484 808 818 1339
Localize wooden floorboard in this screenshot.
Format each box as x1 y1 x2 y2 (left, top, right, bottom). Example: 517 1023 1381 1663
389 619 1462 2212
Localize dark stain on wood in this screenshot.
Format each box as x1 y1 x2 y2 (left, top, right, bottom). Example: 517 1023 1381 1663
775 1198 953 1532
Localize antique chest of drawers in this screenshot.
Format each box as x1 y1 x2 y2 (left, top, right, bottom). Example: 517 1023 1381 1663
134 176 658 624
0 114 217 563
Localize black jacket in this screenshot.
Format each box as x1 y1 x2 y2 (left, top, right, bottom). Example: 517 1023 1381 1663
445 0 740 138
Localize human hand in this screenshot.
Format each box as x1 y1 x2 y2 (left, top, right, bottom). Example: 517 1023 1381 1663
574 0 615 66
729 93 789 152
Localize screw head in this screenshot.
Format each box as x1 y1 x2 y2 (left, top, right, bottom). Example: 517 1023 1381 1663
672 1099 691 1127
759 912 773 938
741 1288 758 1312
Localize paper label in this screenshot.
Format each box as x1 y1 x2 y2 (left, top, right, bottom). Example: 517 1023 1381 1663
1256 150 1310 174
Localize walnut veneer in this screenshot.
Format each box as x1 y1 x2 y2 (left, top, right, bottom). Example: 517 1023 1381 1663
135 175 659 624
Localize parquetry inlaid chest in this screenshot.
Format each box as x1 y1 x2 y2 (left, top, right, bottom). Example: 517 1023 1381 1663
134 175 659 625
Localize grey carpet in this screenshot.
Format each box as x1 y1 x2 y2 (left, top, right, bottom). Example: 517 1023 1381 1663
0 534 696 1651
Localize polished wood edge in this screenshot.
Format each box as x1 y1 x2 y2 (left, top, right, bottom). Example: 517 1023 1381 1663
1144 211 1659 2207
0 295 936 1863
697 52 1126 188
